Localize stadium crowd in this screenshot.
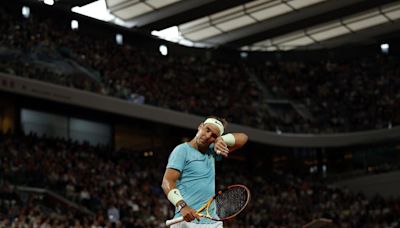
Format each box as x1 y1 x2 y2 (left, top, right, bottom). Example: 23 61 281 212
1 6 400 134
250 57 400 133
0 6 263 129
2 2 400 228
1 132 400 227
0 133 170 227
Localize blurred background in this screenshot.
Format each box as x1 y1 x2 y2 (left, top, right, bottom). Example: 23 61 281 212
1 0 400 227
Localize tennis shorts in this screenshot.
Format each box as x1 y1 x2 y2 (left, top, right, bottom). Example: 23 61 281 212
170 221 223 228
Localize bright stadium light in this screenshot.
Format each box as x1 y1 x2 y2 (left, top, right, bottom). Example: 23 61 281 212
309 166 317 174
116 34 123 45
71 0 117 23
152 26 180 43
22 6 30 18
381 43 389 54
71 20 79 30
44 0 54 6
159 45 168 56
322 165 327 173
240 52 248 59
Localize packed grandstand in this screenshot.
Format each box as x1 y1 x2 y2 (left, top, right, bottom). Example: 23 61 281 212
1 1 400 228
1 5 399 134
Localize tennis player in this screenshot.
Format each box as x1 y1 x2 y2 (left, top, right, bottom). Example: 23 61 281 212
162 116 248 227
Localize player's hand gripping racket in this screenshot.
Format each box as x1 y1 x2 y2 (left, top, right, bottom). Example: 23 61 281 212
166 184 250 226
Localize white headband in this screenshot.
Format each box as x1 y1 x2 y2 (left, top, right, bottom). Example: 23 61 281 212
203 118 224 136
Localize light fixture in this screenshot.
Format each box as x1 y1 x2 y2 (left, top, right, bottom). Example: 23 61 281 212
115 34 123 45
22 6 30 18
159 44 168 56
380 43 389 54
44 0 54 6
71 20 79 30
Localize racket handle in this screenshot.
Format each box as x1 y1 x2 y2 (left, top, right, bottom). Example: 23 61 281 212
165 216 184 226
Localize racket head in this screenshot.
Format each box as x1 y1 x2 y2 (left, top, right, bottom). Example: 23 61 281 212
206 184 251 221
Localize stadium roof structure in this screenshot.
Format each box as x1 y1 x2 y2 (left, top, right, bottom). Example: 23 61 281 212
55 0 400 51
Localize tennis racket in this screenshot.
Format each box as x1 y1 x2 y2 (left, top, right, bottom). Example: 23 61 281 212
165 184 250 226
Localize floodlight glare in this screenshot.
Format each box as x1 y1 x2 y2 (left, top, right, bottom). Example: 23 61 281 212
71 20 79 30
22 6 30 18
44 0 54 6
380 43 389 54
159 45 168 56
116 34 123 45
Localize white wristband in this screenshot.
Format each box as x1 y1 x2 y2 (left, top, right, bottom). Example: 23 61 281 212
221 133 235 146
167 188 184 206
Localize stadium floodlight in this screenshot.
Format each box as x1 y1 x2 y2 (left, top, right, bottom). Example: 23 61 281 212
309 166 317 173
159 44 168 56
22 6 30 18
71 20 79 30
44 0 54 6
116 34 123 45
240 52 248 59
381 43 389 54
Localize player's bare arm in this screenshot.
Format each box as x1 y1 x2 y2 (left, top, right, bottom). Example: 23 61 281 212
214 133 248 157
161 168 200 222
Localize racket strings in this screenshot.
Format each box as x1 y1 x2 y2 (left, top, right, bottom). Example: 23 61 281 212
215 187 249 219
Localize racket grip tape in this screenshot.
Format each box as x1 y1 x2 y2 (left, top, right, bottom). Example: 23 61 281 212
165 216 184 226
